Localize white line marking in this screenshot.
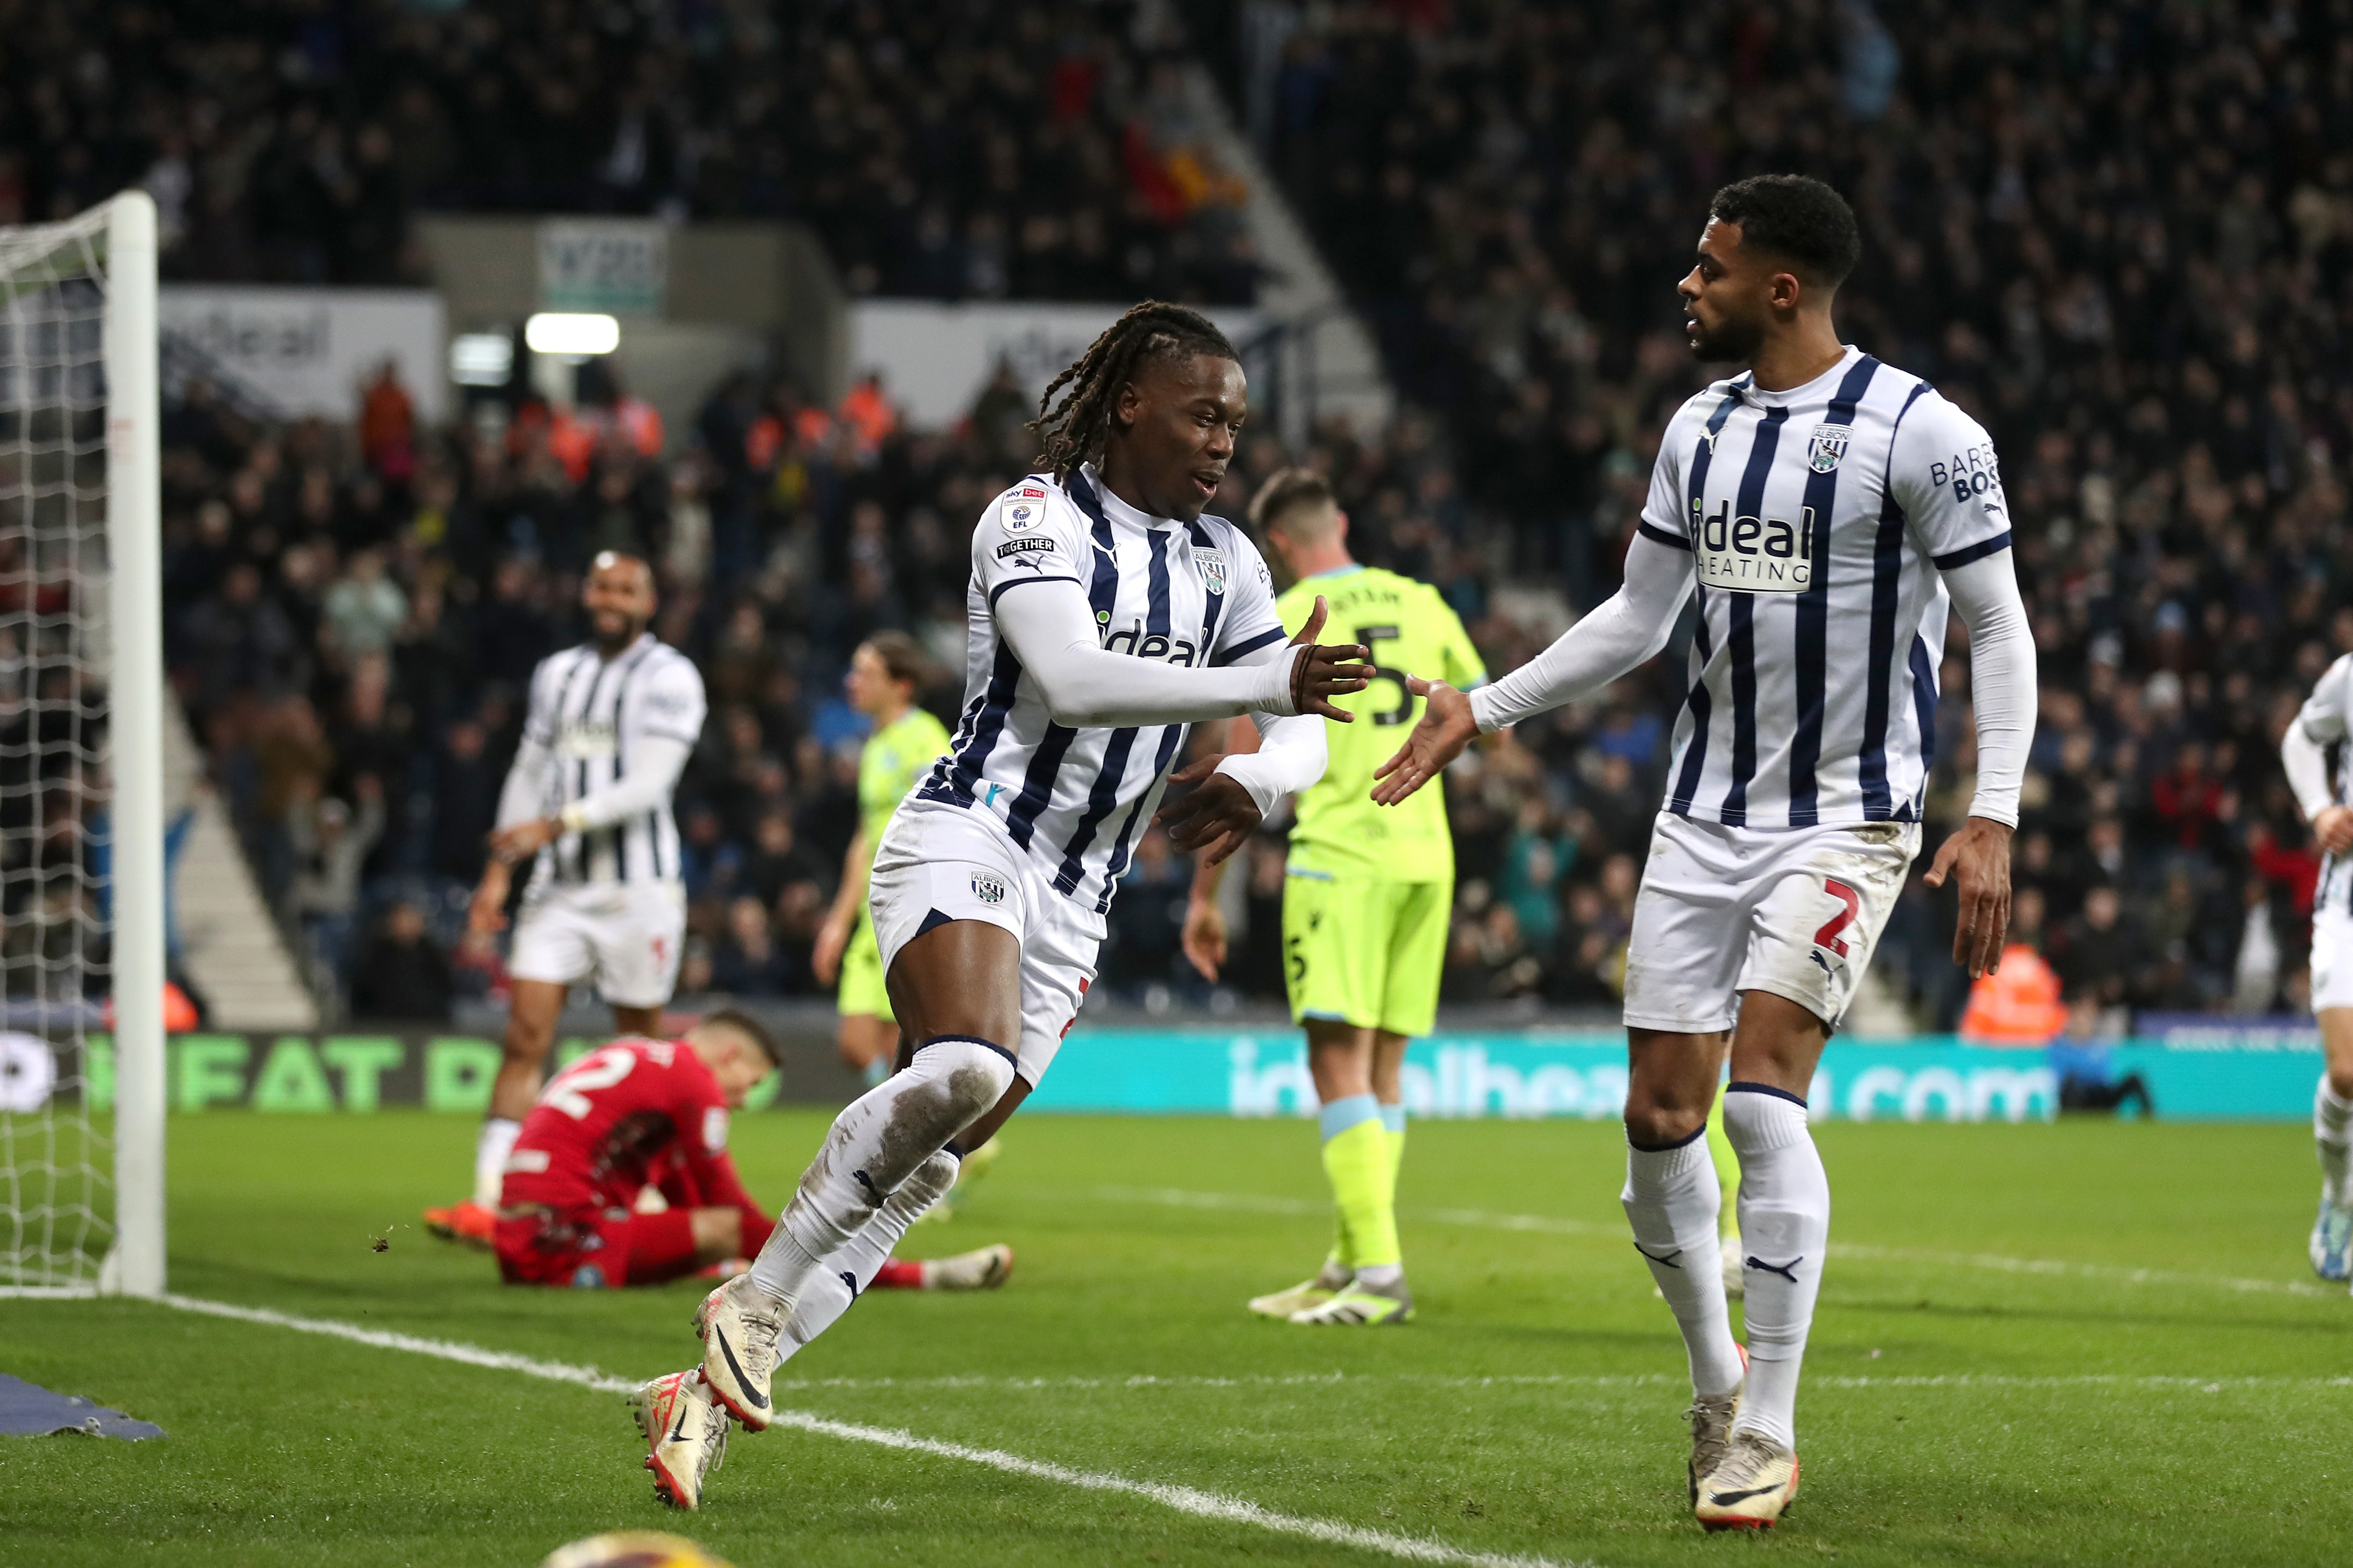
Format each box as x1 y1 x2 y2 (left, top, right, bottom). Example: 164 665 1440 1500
1093 1187 2346 1299
146 1293 1599 1568
160 1293 639 1393
767 1408 1594 1568
775 1370 2353 1393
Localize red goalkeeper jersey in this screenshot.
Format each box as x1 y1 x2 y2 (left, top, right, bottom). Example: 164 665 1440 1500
501 1037 763 1221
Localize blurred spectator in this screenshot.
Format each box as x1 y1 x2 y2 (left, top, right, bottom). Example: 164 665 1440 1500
350 902 453 1023
710 896 798 998
289 780 385 987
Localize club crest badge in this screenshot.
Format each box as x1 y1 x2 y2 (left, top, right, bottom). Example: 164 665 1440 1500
1806 424 1851 473
1195 547 1228 596
970 872 1007 907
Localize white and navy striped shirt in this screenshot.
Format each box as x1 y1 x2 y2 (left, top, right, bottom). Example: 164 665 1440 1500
1640 346 2011 828
2294 654 2353 909
517 633 707 886
915 464 1289 911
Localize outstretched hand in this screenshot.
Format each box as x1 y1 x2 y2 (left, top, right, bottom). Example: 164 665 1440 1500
1154 754 1262 867
1923 815 2014 979
1285 594 1373 721
1370 678 1479 805
1181 894 1228 982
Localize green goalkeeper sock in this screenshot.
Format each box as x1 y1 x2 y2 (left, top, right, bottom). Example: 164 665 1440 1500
1321 1095 1398 1276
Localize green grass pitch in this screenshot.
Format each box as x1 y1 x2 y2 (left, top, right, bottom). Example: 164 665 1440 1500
3 1110 2349 1566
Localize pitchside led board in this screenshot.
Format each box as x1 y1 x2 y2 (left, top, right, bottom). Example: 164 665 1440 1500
1 1026 2319 1121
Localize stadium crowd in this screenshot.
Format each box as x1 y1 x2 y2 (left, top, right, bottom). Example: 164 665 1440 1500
13 0 1257 304
137 0 2353 1031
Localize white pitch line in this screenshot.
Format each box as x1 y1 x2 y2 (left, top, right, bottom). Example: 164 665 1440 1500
160 1293 639 1393
770 1370 2353 1394
145 1293 1598 1568
1094 1187 2345 1299
767 1408 1593 1568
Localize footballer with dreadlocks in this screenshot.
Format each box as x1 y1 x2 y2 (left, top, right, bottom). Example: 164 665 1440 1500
627 302 1374 1508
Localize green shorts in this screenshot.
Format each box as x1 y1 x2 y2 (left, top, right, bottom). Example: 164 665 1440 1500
1281 874 1451 1039
837 914 894 1021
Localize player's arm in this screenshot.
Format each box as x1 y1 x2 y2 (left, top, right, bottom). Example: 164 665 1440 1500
1182 716 1260 979
2282 658 2353 853
997 573 1369 725
812 825 872 986
470 667 562 932
1372 533 1693 804
676 1097 767 1229
492 662 705 859
1899 394 2035 979
1158 659 1328 868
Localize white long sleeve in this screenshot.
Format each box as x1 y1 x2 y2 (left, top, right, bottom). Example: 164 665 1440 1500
1939 549 2036 828
1215 703 1329 818
495 733 556 831
2283 718 2335 822
555 734 695 834
1467 534 1696 732
994 574 1305 726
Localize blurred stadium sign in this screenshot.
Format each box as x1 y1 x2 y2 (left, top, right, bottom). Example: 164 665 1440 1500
537 219 667 316
852 301 1261 430
157 286 446 422
20 1028 2320 1121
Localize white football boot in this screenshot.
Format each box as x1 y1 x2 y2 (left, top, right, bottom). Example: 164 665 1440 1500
1683 1383 1742 1505
1695 1429 1800 1531
922 1243 1014 1290
632 1369 729 1510
1250 1258 1353 1319
694 1274 784 1430
2310 1196 2352 1282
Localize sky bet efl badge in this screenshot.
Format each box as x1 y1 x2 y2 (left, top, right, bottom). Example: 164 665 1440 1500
1001 485 1047 532
1807 423 1850 473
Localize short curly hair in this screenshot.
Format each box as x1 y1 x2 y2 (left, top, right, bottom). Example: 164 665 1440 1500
1709 174 1861 288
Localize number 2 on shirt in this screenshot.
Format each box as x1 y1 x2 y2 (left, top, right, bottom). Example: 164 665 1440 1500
543 1044 636 1119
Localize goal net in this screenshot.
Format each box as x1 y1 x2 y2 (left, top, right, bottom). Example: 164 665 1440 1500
0 194 164 1296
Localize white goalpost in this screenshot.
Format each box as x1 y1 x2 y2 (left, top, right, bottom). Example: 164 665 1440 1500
0 191 164 1296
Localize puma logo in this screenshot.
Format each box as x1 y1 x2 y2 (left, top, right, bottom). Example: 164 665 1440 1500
1745 1255 1802 1284
1633 1243 1684 1268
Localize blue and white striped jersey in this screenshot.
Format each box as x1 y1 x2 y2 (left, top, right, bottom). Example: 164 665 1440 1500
915 463 1289 911
1641 345 2011 828
519 633 707 886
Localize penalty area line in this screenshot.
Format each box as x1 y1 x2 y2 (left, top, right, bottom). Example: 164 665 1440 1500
1094 1187 2343 1298
146 1292 1601 1568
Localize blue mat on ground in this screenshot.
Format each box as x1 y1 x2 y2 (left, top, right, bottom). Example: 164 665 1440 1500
0 1374 164 1439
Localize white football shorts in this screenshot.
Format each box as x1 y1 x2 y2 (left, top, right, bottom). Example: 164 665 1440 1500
1622 811 1920 1035
2312 905 2353 1012
509 880 687 1009
866 799 1102 1088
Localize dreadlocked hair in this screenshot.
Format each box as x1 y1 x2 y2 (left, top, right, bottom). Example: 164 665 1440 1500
1029 301 1238 480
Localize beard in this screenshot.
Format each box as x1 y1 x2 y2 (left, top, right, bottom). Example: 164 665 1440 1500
1686 309 1764 365
591 611 646 651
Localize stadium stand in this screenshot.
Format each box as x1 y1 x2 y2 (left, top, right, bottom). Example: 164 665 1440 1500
14 1 1257 303
140 0 2343 1030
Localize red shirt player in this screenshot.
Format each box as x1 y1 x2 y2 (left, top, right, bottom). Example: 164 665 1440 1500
495 1010 779 1289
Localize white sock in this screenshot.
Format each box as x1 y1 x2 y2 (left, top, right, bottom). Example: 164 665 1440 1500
1355 1262 1404 1289
1622 1128 1745 1399
473 1118 522 1209
1723 1084 1830 1451
2318 1075 2352 1206
780 1150 962 1362
747 1034 1015 1308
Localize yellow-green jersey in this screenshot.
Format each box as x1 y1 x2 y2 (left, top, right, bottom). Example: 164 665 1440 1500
1277 565 1484 883
858 706 953 851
